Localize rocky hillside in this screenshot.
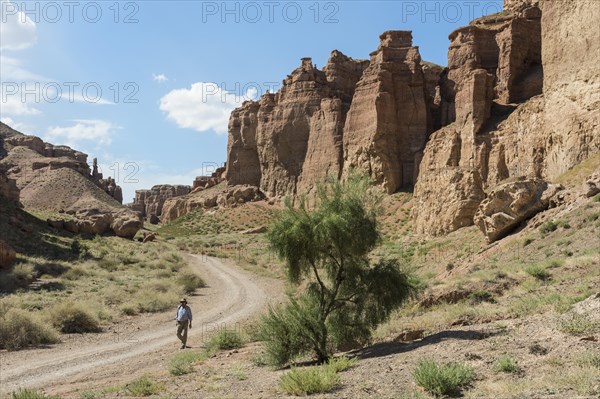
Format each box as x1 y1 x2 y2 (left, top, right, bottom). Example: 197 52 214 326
0 122 141 238
219 0 598 244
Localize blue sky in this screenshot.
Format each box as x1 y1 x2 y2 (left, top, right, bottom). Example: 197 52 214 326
1 0 503 202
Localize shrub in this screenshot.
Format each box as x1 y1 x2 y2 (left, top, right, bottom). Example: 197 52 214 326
124 375 163 396
525 265 551 281
523 237 534 247
539 221 558 235
98 257 118 272
120 304 138 316
62 266 89 280
0 270 31 293
279 366 340 396
146 280 172 293
0 308 59 350
210 329 243 350
71 239 83 255
413 359 475 397
177 272 206 294
259 298 319 367
135 290 179 313
79 391 101 399
529 344 548 355
576 353 600 369
559 313 600 335
469 290 495 304
161 252 183 267
546 259 564 269
251 352 268 367
592 193 600 202
168 351 204 376
494 355 521 373
327 356 357 373
11 389 61 399
586 212 600 222
48 302 102 333
557 220 571 229
12 264 35 284
33 262 69 277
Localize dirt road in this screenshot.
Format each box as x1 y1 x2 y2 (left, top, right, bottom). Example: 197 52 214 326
0 255 269 395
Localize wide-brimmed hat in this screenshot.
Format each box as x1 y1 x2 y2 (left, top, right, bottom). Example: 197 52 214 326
180 298 187 303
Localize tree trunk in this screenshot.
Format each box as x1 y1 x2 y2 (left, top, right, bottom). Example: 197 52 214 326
315 319 329 363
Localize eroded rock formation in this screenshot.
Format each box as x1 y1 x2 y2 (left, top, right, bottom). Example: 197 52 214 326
0 175 20 204
227 53 370 197
130 165 227 223
0 122 142 238
0 126 125 205
342 31 431 193
193 165 226 192
474 178 562 242
413 0 599 239
161 184 263 223
152 0 598 246
131 185 191 222
226 37 439 198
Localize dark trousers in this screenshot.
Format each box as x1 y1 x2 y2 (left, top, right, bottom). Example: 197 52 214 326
177 321 189 346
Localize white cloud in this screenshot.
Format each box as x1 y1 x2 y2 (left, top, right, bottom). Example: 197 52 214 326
44 120 119 148
159 82 253 134
0 0 37 51
0 91 41 116
152 73 168 83
0 2 44 118
0 116 29 132
0 55 48 81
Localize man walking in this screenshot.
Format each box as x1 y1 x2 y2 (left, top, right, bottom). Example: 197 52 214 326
176 298 192 349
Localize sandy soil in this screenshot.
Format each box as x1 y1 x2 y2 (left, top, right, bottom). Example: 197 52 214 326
0 254 281 396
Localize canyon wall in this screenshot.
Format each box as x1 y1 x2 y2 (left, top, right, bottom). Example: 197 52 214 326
131 185 191 223
412 0 599 237
341 31 430 193
167 0 599 244
226 33 440 197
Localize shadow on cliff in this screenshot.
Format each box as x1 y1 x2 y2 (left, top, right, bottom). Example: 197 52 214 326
350 329 504 360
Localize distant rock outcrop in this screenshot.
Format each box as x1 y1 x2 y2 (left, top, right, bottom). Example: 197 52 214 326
0 122 141 238
130 164 227 223
92 158 123 204
131 185 191 223
161 184 263 223
193 165 226 192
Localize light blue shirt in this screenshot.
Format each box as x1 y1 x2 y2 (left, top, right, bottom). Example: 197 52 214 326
176 305 192 322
